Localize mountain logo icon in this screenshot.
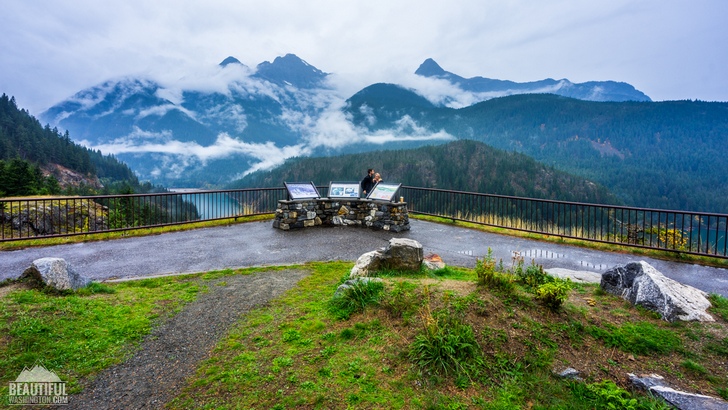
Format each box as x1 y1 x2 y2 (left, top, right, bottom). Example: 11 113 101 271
14 364 63 383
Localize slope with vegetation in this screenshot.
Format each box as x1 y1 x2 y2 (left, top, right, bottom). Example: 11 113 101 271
346 86 728 213
0 93 153 197
230 139 618 205
1 261 726 408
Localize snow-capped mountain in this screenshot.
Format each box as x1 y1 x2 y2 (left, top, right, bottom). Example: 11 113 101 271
40 54 653 186
41 54 342 185
415 58 651 103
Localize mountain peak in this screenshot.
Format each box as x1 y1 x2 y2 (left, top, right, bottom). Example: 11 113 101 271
254 54 328 88
414 59 650 102
415 58 447 77
219 56 243 67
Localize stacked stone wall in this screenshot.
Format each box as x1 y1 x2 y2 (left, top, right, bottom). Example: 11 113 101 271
272 199 409 232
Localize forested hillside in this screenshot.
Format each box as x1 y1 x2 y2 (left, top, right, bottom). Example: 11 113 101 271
346 87 728 213
0 93 148 197
230 140 618 205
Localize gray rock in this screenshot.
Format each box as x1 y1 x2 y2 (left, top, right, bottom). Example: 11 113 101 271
21 257 91 290
628 373 666 390
650 385 728 410
555 367 582 381
384 238 423 271
600 261 713 322
629 373 728 410
350 250 386 278
545 268 601 283
349 238 425 278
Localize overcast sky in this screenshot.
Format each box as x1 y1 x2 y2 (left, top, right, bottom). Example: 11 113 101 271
2 0 727 116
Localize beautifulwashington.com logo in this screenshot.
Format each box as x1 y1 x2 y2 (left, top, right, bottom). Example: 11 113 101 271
8 364 68 405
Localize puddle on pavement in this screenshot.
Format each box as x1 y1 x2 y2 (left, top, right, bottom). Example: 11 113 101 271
578 261 608 271
517 249 566 259
514 249 608 271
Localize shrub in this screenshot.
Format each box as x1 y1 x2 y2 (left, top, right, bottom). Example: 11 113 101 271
516 261 553 290
535 280 571 310
475 248 514 292
570 380 671 410
328 279 384 320
408 289 483 382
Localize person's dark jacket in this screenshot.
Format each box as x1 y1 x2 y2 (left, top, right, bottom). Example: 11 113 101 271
360 174 375 195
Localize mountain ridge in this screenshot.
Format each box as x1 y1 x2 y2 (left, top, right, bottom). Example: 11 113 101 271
0 93 146 196
253 53 329 88
230 139 618 206
415 58 651 102
343 89 728 212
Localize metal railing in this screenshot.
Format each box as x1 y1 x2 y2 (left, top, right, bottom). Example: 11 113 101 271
400 186 728 259
0 188 286 242
2 186 727 259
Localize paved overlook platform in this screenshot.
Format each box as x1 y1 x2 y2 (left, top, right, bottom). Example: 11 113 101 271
0 219 726 297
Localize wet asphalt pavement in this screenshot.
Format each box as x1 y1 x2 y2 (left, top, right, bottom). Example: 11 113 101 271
1 219 727 296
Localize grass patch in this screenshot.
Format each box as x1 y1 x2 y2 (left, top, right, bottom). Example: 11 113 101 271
0 275 205 401
408 286 484 384
709 293 728 321
586 321 682 356
328 277 385 320
2 261 726 408
165 262 722 409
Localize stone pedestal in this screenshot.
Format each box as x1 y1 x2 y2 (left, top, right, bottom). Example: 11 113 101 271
273 198 409 232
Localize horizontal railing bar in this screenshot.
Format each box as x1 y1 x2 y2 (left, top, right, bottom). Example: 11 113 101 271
401 186 728 218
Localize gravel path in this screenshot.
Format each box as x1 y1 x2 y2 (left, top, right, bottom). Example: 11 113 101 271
67 269 309 410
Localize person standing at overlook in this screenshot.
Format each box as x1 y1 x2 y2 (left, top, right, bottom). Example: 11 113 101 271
360 168 375 197
373 172 382 185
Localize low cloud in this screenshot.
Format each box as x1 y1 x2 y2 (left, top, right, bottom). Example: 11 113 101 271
136 104 197 120
88 128 310 177
302 101 455 150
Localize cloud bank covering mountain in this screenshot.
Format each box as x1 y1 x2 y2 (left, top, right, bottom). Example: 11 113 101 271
41 54 652 186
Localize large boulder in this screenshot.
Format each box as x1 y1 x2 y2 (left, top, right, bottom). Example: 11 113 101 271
600 261 713 322
349 238 425 278
350 251 386 278
384 238 423 271
629 373 728 410
21 257 91 291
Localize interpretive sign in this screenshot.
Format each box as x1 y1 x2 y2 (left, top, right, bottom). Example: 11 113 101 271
284 182 320 200
328 181 361 198
366 182 401 201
